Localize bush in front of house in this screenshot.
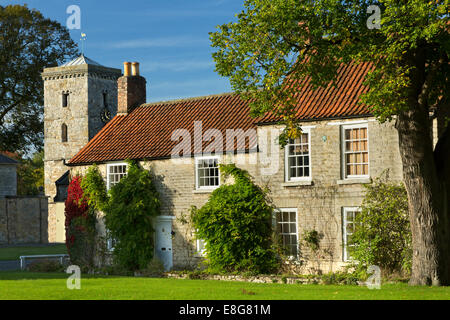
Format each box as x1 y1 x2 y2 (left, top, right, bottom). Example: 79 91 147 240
103 161 161 271
350 172 412 275
191 164 279 275
65 175 97 270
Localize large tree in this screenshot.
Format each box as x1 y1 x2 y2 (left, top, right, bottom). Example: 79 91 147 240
210 0 449 286
0 4 78 153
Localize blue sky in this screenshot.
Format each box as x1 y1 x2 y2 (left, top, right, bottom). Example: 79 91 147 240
2 0 244 102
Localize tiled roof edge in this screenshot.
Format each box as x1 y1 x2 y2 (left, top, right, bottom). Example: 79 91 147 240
140 92 237 107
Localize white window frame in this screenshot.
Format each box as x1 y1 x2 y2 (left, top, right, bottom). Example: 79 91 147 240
106 236 116 252
274 208 299 259
284 128 312 182
106 162 128 190
342 206 361 262
195 156 220 190
196 238 206 256
341 122 370 179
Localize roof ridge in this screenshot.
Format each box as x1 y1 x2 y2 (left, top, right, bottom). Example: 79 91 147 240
140 92 237 107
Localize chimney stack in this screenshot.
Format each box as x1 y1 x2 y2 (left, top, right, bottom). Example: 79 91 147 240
117 61 146 115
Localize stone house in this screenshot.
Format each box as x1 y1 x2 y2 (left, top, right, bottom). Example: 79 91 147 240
43 56 422 273
0 153 18 197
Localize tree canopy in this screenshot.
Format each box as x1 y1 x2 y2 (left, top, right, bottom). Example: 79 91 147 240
210 0 450 286
0 4 78 153
211 0 449 127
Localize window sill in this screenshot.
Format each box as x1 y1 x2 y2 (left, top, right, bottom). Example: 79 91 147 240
192 188 217 194
282 180 313 187
194 252 206 258
337 178 371 185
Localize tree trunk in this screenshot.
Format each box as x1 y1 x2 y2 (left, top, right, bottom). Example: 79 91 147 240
396 106 450 286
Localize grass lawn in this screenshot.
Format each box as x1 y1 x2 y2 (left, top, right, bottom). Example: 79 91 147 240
0 244 67 261
0 271 449 300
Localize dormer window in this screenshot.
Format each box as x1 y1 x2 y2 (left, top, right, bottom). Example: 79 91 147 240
62 92 69 108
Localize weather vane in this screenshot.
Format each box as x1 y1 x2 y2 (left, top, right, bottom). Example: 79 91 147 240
80 32 87 55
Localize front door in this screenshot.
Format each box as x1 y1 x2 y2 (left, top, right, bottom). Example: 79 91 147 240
154 216 175 271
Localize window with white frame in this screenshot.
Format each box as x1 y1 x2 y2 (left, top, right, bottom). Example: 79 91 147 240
196 238 206 256
285 129 311 181
342 207 361 261
342 123 369 178
107 163 127 189
275 208 298 257
195 157 220 189
106 236 116 252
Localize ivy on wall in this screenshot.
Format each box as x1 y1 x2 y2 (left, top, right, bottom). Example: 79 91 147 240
80 161 161 271
191 164 279 274
64 175 96 269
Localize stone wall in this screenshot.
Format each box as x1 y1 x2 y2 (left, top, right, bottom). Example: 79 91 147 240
0 196 48 244
67 116 403 273
42 64 121 202
0 164 17 197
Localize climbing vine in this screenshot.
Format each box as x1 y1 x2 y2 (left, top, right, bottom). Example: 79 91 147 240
64 175 96 269
191 164 279 274
82 161 161 271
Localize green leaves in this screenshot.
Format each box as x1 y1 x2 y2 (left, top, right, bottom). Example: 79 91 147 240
191 164 279 274
82 160 161 271
0 4 78 152
350 172 411 274
210 0 449 128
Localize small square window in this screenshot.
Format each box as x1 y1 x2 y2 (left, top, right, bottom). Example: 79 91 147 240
107 163 127 189
195 157 220 189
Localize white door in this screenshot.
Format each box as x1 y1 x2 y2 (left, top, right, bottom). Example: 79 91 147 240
154 216 175 271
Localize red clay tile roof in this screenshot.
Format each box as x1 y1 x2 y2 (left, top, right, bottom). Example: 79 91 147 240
68 62 373 165
68 93 258 165
257 61 373 124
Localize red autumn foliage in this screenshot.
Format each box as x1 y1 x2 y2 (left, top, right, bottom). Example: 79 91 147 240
64 175 89 252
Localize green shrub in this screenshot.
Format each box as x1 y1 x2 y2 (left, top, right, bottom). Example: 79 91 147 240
66 207 97 269
81 164 108 210
139 257 166 277
103 161 161 271
65 175 97 270
321 272 359 286
302 229 321 252
350 172 411 274
27 259 65 273
191 164 279 274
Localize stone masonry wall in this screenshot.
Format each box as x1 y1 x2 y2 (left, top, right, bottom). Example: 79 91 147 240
68 116 403 273
43 64 121 242
0 197 48 244
0 165 17 197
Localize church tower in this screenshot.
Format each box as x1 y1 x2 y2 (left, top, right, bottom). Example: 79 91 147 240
42 55 121 241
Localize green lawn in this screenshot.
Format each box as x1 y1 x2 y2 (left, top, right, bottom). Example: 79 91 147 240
0 272 449 300
0 244 67 261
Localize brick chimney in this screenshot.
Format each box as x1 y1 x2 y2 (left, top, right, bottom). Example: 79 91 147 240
117 61 146 114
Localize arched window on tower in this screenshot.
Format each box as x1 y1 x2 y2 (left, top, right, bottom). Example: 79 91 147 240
61 123 68 142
